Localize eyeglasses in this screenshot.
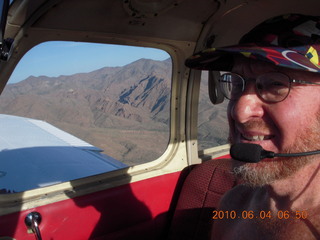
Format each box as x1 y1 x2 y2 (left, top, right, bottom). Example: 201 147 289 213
219 72 320 103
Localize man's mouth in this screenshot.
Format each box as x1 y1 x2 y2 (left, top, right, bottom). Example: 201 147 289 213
241 134 274 141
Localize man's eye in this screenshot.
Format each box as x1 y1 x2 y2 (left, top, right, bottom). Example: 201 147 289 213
270 81 287 87
263 81 288 95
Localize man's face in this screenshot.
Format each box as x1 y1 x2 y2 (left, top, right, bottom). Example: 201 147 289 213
228 57 320 186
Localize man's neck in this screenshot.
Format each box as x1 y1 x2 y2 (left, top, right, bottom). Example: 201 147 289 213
262 160 320 211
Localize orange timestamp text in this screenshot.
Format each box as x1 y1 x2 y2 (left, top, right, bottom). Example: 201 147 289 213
212 210 308 220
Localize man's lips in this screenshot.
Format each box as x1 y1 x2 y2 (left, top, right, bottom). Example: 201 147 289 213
234 120 277 144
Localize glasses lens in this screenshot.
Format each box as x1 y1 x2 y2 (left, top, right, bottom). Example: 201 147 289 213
256 72 290 102
219 73 244 100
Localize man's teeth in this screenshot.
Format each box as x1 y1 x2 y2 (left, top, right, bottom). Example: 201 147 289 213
243 135 266 141
252 136 264 141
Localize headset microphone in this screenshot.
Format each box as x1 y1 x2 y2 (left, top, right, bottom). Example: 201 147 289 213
230 143 320 163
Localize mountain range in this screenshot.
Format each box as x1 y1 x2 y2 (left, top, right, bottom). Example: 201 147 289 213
0 58 228 165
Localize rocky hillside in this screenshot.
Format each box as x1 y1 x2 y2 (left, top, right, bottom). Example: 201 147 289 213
0 58 228 165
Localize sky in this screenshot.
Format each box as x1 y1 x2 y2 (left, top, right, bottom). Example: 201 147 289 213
8 41 171 83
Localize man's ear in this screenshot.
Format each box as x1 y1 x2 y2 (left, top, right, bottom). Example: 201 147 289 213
208 71 224 104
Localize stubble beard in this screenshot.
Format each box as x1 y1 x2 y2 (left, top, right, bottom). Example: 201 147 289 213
231 114 320 187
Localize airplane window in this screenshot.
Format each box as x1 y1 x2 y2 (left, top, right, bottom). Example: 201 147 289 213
0 41 171 192
198 71 229 150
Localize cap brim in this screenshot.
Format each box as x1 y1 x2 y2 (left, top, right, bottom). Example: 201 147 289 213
185 44 320 73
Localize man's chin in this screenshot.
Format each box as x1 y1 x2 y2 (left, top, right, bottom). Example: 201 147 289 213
232 157 309 187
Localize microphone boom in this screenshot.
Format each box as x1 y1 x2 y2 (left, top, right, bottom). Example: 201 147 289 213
230 143 320 163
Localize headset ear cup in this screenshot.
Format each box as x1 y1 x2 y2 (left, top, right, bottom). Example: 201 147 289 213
208 71 224 104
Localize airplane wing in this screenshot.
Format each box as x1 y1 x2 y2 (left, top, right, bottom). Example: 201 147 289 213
0 114 127 193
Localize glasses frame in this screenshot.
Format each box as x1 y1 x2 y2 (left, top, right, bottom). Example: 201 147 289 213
219 72 320 103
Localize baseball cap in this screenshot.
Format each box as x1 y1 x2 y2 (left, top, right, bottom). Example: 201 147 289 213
185 14 320 73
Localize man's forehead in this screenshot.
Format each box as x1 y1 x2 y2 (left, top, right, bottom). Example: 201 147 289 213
232 56 278 74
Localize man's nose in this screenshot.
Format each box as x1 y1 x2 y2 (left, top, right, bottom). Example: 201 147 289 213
230 83 264 123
